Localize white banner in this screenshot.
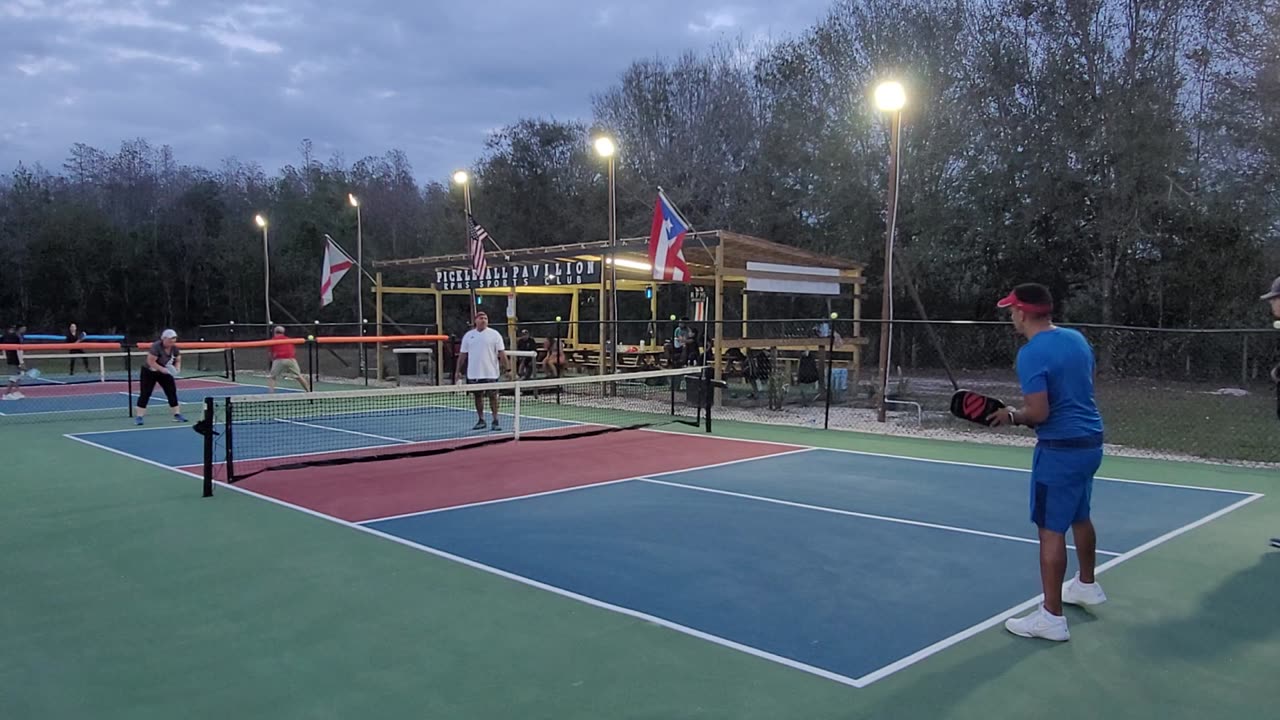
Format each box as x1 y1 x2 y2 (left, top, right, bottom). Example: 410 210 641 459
745 262 840 295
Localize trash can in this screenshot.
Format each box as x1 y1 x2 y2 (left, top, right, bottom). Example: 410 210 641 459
397 351 417 378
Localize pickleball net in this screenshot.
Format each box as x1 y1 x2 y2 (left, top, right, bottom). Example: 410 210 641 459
201 366 717 488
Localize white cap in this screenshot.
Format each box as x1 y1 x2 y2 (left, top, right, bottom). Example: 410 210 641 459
161 329 178 340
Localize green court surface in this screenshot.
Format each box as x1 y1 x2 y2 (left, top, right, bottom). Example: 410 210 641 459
2 406 1276 720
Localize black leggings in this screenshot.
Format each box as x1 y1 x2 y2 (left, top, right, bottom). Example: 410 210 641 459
137 368 178 409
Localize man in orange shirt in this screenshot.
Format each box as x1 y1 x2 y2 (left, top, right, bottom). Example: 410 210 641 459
268 326 310 393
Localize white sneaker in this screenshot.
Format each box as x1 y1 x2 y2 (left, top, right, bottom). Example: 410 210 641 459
1005 605 1070 641
1062 573 1107 606
2 392 22 400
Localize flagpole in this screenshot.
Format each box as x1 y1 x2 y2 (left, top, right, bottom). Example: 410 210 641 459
656 188 712 368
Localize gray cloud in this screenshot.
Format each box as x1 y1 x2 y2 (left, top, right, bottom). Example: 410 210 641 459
0 0 831 181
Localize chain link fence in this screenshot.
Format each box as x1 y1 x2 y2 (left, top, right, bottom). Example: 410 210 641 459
698 319 1279 466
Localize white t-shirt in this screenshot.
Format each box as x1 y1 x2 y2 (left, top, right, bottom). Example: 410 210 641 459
460 327 505 380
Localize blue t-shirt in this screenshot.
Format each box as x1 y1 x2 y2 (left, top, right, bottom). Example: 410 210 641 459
1016 327 1104 440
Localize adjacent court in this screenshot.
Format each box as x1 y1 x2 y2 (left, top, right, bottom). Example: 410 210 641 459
68 417 1259 687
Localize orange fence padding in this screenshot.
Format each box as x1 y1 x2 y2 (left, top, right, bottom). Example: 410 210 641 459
315 335 447 344
0 342 123 352
136 339 304 350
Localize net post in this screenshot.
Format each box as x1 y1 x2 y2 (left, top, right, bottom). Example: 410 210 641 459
703 366 713 433
202 397 215 498
125 342 134 418
361 318 370 387
224 397 236 483
513 384 522 440
670 370 677 417
228 321 237 381
824 328 835 430
97 353 105 383
313 321 322 386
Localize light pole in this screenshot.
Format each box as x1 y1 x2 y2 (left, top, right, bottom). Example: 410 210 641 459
348 193 365 378
255 214 270 326
873 80 906 422
453 170 477 318
594 136 617 375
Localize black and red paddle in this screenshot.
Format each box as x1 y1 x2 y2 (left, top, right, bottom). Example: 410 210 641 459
949 389 1008 427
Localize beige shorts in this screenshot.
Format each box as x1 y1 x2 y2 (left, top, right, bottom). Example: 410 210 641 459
270 358 303 380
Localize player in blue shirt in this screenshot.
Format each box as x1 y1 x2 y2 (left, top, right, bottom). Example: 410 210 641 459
988 283 1107 641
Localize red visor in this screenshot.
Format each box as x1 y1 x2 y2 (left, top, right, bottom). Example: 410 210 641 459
996 291 1053 314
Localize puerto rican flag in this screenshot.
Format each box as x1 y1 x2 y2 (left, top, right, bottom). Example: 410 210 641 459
648 190 691 282
320 234 354 307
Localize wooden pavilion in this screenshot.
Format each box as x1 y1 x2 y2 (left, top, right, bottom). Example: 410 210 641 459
372 230 866 390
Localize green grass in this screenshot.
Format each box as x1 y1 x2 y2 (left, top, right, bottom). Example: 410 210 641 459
1 408 1277 719
1097 380 1279 464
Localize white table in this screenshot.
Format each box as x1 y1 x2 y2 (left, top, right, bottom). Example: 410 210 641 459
392 347 435 385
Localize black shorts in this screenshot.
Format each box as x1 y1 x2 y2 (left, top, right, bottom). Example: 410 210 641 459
467 378 498 394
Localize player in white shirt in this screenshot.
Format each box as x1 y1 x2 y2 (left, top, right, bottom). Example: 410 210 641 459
458 311 507 430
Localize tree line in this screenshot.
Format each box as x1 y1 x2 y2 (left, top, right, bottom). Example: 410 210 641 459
1 0 1277 338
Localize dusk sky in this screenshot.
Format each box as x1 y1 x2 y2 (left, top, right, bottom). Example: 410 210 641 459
1 0 832 181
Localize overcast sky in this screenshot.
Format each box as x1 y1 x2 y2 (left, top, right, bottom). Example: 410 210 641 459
1 0 831 182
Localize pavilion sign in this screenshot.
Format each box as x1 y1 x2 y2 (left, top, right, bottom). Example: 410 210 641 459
434 260 602 290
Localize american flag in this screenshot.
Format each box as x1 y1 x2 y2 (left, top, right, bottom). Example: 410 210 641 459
467 214 489 283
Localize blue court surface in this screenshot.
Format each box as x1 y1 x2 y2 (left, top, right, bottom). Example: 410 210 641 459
360 448 1255 687
66 417 1260 687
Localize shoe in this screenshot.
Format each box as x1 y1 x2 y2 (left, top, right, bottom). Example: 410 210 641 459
135 416 144 426
1062 573 1107 606
1005 606 1069 641
472 420 487 431
1271 538 1280 549
491 420 501 431
174 414 188 423
2 392 20 401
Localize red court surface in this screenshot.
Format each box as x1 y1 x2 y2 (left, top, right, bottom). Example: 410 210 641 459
209 431 796 523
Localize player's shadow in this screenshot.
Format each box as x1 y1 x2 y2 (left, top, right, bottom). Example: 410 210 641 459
1129 551 1279 660
857 616 1071 718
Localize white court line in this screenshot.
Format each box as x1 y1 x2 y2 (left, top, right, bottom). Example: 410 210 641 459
644 427 1260 497
73 423 204 436
357 447 814 524
272 418 413 445
64 429 1268 690
60 434 864 688
852 490 1265 686
638 477 1122 557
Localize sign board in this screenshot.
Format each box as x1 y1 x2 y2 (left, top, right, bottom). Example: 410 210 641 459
745 262 840 295
435 260 601 291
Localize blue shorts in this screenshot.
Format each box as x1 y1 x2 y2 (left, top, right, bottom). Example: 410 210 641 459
1029 435 1104 533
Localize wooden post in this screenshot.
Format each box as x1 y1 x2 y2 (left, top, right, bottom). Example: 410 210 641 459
375 271 384 381
507 289 517 350
741 293 749 339
570 288 580 346
853 270 862 338
649 282 658 344
714 244 725 406
433 287 444 385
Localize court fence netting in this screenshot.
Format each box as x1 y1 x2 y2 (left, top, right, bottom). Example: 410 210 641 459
675 318 1280 467
197 366 721 496
6 320 1277 467
0 343 232 422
